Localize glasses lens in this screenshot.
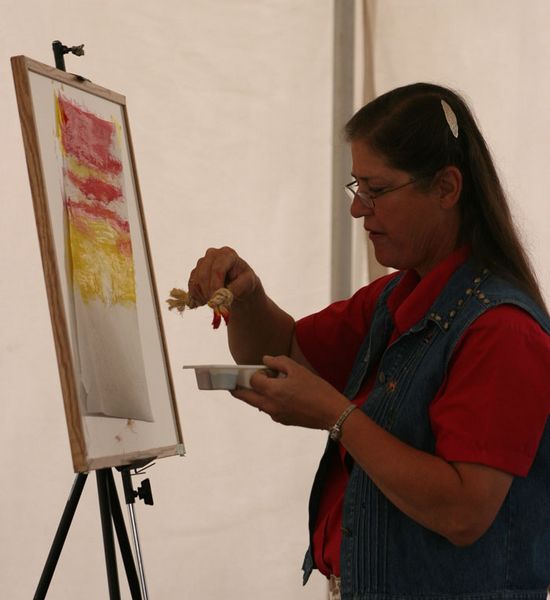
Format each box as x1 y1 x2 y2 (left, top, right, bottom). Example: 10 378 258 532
345 183 358 201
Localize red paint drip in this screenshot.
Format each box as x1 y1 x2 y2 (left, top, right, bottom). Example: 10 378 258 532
57 94 122 175
66 169 122 204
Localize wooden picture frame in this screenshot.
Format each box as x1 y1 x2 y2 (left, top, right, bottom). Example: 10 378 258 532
11 55 184 472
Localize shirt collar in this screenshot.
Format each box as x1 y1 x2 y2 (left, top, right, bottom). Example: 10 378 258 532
387 246 470 336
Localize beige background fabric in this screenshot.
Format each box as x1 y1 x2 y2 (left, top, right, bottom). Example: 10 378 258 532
1 2 331 598
1 1 549 599
355 0 550 297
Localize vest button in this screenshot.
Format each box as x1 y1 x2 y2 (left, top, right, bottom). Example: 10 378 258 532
378 372 386 384
341 526 352 537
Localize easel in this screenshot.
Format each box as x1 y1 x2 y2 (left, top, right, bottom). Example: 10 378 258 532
33 42 154 600
35 462 154 600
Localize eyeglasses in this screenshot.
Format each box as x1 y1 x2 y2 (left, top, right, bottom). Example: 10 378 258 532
344 177 420 209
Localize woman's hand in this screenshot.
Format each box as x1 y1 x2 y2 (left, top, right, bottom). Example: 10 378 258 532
187 246 260 307
231 355 351 430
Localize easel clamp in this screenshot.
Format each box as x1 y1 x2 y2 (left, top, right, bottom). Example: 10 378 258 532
117 459 156 506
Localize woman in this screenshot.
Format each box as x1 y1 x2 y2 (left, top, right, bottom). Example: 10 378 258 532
186 84 550 599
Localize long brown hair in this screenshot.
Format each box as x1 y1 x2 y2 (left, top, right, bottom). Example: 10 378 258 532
345 83 547 311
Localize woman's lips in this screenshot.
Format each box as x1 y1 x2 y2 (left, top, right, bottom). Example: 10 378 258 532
367 229 385 240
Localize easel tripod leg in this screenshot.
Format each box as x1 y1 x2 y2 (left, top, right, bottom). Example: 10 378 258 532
106 469 143 599
34 472 88 600
97 469 121 600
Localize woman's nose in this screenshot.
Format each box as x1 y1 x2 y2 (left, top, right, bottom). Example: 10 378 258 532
350 195 373 218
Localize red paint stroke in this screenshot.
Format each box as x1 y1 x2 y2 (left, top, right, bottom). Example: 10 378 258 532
65 198 130 233
211 310 221 329
57 94 122 175
117 237 133 257
66 169 122 204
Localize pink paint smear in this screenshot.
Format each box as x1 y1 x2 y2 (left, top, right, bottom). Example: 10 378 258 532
57 94 123 175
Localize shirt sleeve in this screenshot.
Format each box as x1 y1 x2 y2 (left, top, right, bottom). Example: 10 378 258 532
430 304 550 476
295 274 395 392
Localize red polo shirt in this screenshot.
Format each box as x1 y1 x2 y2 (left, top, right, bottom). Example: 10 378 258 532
295 248 550 577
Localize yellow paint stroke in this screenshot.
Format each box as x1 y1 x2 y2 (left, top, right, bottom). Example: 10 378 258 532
64 156 120 187
55 95 65 153
114 119 124 148
68 213 136 305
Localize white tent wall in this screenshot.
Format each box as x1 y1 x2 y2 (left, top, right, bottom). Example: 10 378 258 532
2 1 550 599
1 2 331 598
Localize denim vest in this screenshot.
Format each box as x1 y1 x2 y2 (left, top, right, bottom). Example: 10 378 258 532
303 260 550 599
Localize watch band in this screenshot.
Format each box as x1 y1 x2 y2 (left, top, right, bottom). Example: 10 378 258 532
328 404 357 441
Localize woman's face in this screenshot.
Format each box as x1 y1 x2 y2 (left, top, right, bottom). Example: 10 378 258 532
349 140 461 277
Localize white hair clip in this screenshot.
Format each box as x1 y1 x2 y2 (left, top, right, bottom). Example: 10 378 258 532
441 99 459 138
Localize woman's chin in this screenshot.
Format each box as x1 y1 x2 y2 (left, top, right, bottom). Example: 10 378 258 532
372 247 400 271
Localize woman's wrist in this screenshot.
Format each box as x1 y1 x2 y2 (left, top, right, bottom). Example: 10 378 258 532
228 282 295 363
328 403 357 441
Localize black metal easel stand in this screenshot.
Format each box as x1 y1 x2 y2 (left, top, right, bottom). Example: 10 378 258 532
34 469 143 600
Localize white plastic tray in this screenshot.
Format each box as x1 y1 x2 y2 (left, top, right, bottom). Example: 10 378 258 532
183 364 267 390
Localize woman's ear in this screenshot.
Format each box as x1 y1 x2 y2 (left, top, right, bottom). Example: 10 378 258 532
436 166 462 209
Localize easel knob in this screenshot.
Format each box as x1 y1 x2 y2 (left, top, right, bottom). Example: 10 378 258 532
121 466 155 506
52 40 85 72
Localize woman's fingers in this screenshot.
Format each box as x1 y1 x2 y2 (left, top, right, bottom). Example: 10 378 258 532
261 354 292 376
205 246 238 294
230 387 265 410
186 247 238 305
225 267 258 301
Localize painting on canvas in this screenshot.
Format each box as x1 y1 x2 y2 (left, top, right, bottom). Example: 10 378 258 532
11 56 184 472
55 91 153 422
